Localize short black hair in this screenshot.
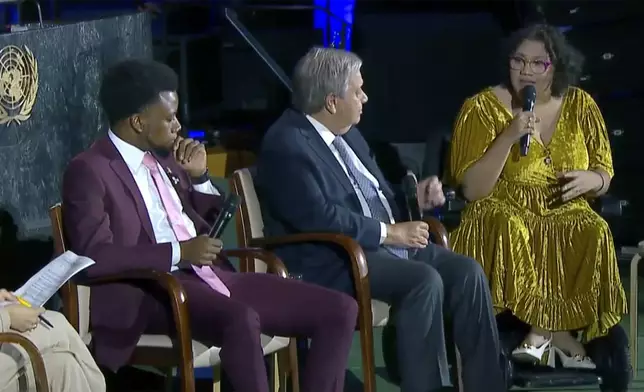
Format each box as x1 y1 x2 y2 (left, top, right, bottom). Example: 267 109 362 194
502 24 584 97
99 58 178 126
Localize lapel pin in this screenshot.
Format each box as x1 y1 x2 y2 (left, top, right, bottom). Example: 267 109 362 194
165 167 180 185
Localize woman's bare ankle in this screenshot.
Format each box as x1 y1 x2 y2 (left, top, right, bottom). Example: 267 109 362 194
524 327 551 346
531 326 551 338
552 331 586 357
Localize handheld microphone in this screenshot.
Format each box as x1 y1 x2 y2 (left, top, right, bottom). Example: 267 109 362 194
208 194 241 239
402 172 422 221
520 85 537 157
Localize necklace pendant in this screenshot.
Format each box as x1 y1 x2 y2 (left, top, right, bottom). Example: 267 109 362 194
544 156 552 165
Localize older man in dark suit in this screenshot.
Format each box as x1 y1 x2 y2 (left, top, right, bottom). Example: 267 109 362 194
61 58 358 392
256 47 506 392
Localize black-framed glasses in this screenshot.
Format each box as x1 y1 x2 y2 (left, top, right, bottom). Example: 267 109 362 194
509 56 552 75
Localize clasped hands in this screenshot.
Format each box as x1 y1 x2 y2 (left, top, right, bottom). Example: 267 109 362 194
0 289 44 333
385 176 446 249
173 136 208 178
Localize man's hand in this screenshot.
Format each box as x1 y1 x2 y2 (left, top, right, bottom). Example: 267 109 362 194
558 170 603 202
417 176 446 210
7 305 44 333
385 221 430 248
173 137 208 178
0 289 16 302
180 236 223 266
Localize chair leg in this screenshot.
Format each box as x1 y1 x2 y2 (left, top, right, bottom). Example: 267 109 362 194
359 326 376 392
446 331 463 392
271 353 279 392
164 368 174 392
288 340 300 392
213 366 221 392
454 347 464 392
630 253 641 379
277 341 300 392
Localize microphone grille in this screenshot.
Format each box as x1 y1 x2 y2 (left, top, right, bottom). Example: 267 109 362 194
522 85 537 100
224 194 242 211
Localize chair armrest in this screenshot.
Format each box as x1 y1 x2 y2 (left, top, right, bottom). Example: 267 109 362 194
0 332 48 392
250 233 368 279
423 216 450 249
81 270 191 350
82 269 185 293
250 233 371 330
222 248 289 277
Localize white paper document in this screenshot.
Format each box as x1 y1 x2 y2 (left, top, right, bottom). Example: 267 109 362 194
11 251 95 307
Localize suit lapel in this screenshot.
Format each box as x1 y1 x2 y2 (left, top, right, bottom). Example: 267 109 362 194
108 158 156 242
291 112 355 195
96 137 157 241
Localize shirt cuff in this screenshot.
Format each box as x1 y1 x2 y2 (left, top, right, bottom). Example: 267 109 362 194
193 181 220 196
379 222 387 245
171 242 181 267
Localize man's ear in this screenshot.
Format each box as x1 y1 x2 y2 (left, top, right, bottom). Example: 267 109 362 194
324 94 337 115
129 114 145 134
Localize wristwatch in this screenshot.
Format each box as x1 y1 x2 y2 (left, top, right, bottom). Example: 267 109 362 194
191 169 211 185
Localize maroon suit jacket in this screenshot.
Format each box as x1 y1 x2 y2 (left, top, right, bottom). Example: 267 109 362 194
62 136 223 370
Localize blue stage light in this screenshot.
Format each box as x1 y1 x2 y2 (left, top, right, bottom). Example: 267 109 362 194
314 0 355 50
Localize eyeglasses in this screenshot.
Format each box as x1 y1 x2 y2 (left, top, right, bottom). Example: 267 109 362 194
509 56 552 75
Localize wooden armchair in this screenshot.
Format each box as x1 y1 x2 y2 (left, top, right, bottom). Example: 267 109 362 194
230 168 461 392
49 203 298 392
0 333 48 392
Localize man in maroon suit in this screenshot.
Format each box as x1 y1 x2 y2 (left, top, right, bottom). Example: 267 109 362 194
61 58 358 392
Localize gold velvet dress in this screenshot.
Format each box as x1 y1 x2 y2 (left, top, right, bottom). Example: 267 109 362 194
448 87 627 342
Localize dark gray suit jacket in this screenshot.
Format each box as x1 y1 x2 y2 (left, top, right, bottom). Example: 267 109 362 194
256 109 405 295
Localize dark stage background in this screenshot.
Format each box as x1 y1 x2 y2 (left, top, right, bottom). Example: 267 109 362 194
0 0 643 292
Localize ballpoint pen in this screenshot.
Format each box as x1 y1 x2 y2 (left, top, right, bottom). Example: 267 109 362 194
15 296 54 328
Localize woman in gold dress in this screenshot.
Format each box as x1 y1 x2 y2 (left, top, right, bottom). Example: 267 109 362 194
448 24 627 369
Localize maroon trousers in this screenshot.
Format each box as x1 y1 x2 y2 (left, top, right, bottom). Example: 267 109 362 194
145 268 358 392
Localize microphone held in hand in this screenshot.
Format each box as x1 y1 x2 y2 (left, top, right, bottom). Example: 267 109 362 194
520 85 537 157
208 194 241 239
402 172 422 221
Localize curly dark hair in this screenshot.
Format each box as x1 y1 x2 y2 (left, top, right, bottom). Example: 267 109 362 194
99 58 178 126
502 24 584 97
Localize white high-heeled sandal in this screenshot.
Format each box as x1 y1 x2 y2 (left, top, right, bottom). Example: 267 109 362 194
551 346 596 370
512 334 553 363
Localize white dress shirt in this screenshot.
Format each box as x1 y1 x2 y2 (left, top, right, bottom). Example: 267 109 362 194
108 131 220 271
306 115 394 244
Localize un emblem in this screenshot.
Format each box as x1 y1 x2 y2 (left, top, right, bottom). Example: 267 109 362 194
0 45 38 126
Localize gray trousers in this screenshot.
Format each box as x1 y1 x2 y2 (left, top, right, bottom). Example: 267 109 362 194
367 243 505 392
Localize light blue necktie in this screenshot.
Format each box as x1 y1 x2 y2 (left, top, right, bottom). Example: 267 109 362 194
332 138 408 259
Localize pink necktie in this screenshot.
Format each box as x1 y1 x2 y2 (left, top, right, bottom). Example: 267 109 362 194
142 154 231 297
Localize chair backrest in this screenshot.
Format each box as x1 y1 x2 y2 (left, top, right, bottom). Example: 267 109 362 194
49 204 91 341
229 168 269 273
